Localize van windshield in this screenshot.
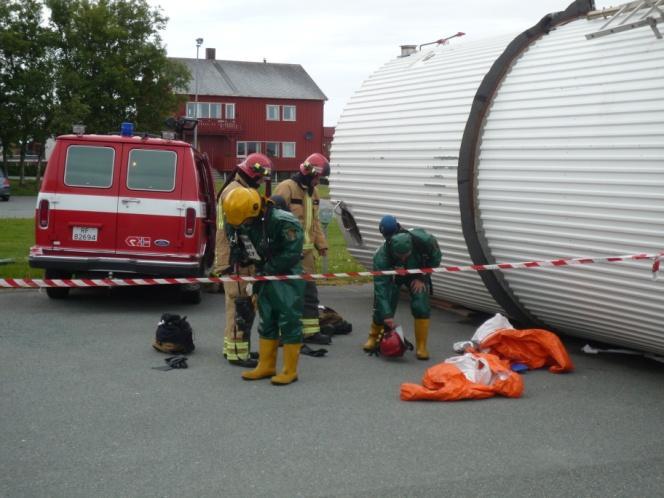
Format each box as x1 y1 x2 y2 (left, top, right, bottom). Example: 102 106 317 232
127 149 176 192
64 146 115 188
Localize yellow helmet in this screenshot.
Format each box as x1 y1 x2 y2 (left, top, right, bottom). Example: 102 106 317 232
223 187 262 226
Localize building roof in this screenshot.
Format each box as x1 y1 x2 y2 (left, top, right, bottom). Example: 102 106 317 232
171 58 327 101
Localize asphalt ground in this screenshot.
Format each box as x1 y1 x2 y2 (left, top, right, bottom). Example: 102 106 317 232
2 284 664 497
0 195 36 219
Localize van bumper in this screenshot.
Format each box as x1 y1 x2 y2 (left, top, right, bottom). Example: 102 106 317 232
29 254 203 277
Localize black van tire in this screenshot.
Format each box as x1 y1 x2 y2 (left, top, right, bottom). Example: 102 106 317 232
180 283 202 304
44 270 71 299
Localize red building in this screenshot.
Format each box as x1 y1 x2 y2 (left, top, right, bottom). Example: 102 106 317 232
172 49 327 181
323 126 335 160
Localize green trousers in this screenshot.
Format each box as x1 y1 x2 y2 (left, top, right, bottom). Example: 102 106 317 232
257 280 305 344
372 276 430 325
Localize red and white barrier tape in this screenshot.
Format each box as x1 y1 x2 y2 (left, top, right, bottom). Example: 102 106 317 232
653 253 662 281
1 252 662 289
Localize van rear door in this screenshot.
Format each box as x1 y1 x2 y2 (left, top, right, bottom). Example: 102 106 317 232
51 142 120 254
195 152 217 270
116 144 184 258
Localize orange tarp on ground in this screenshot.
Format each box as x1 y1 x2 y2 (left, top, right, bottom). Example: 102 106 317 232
400 352 524 401
479 328 574 374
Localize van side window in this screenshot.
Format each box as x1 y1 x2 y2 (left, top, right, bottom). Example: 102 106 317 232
64 146 115 188
127 149 177 192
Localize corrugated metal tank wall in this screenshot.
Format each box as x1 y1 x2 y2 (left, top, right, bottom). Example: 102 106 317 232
474 14 664 353
330 35 516 313
331 2 664 353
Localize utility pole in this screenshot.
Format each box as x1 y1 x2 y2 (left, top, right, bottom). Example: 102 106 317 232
193 37 203 150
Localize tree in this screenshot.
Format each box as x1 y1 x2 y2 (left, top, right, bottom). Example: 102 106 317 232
46 0 190 135
0 0 54 185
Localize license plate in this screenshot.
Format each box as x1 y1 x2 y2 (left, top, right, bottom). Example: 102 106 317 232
72 226 98 242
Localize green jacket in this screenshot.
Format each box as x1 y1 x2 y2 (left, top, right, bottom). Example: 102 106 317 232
228 207 304 276
373 228 442 319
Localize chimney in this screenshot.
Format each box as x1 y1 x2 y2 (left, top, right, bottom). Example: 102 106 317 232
205 48 216 60
399 45 417 57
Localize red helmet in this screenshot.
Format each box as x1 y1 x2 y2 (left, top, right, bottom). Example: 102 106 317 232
379 326 412 357
238 153 272 182
299 153 330 177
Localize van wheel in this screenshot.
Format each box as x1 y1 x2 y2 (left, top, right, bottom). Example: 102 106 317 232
180 284 202 304
44 270 71 299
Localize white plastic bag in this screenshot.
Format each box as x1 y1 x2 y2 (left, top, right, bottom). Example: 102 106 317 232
444 353 494 385
471 313 513 344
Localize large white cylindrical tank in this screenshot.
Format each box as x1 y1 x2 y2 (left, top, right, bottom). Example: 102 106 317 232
330 0 664 353
331 32 518 314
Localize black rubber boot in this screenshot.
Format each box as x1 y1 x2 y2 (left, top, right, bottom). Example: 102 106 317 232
321 324 335 337
303 332 332 345
228 358 258 368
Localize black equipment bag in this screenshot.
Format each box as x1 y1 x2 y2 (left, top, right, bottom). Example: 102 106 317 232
318 305 353 335
153 313 195 354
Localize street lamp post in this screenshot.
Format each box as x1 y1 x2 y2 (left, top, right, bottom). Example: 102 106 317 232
193 37 203 150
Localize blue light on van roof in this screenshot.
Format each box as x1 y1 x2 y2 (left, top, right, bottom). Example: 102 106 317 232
120 122 134 137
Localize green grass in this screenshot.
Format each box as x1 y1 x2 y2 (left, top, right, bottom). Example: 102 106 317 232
315 218 369 285
7 179 40 196
0 218 42 279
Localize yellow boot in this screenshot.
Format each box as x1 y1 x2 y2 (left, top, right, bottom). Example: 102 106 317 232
271 343 301 385
242 338 278 380
414 318 430 360
362 322 383 352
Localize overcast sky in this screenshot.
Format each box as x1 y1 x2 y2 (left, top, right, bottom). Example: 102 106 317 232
148 0 616 126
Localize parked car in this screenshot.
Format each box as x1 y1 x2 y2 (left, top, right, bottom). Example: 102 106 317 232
29 123 216 302
0 168 10 201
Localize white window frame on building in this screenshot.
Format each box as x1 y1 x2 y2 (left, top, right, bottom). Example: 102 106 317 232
273 171 295 182
186 102 222 119
236 141 261 157
210 103 221 119
225 103 235 119
282 142 296 158
185 102 238 119
266 142 280 158
282 105 296 121
266 104 280 121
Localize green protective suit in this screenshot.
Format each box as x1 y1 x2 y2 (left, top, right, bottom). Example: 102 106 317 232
228 207 305 344
372 228 442 325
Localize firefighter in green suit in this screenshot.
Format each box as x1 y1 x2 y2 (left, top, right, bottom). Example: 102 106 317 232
273 152 331 346
363 216 442 360
214 153 272 367
222 187 305 385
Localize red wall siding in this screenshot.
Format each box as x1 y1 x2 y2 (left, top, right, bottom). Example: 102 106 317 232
177 95 324 175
